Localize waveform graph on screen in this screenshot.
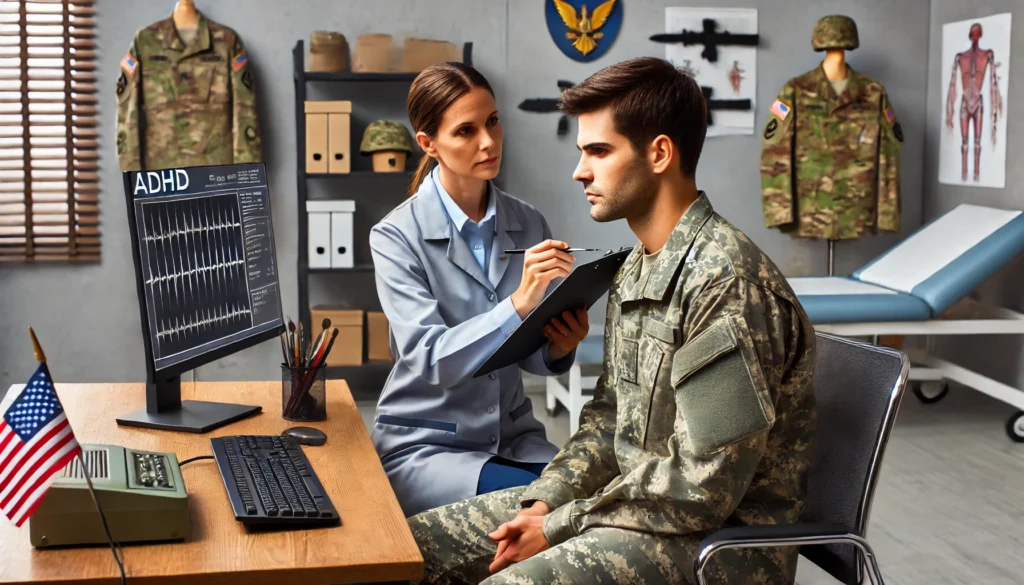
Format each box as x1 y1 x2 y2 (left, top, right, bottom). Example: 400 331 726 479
140 193 253 359
126 164 284 374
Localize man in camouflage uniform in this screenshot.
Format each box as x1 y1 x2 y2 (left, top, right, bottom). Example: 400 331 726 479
115 10 262 171
760 15 903 240
408 57 817 585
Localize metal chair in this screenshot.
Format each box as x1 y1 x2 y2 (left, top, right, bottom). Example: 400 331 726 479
694 332 910 585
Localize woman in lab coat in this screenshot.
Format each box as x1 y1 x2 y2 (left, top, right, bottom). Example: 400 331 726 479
368 62 588 517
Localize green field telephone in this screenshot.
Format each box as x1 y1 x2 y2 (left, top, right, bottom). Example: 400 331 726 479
30 444 190 548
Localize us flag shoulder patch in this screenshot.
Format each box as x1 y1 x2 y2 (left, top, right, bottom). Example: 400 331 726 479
120 53 137 76
232 51 247 71
885 104 896 123
770 98 790 120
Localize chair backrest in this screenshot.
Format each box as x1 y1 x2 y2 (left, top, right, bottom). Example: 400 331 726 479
800 332 910 585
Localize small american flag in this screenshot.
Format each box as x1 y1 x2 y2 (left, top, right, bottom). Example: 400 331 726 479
0 363 81 527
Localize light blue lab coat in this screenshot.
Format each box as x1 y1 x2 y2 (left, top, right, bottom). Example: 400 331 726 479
368 169 574 517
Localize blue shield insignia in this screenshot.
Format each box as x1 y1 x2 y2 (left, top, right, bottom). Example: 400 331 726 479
546 0 623 62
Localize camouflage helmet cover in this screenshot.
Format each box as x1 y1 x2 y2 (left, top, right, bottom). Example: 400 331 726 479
360 120 414 154
812 15 859 51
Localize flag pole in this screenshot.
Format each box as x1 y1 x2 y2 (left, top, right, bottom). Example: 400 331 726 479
28 328 126 584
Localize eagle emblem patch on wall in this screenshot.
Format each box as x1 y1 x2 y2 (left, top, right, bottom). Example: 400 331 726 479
546 0 623 62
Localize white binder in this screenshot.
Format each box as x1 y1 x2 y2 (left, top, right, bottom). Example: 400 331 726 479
306 200 355 269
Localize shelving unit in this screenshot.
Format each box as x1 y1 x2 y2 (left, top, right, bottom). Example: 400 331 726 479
291 39 473 396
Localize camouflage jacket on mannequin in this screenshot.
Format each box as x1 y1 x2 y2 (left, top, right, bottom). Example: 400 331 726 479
760 15 903 240
115 11 262 171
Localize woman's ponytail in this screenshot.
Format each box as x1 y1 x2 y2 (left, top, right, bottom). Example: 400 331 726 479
408 155 435 197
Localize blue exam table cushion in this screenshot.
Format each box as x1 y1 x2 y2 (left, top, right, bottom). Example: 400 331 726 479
852 205 1024 315
788 277 932 323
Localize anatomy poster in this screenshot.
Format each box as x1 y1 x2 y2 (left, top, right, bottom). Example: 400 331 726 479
939 13 1011 188
661 7 758 137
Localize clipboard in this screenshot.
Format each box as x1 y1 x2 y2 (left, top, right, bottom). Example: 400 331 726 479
472 247 633 378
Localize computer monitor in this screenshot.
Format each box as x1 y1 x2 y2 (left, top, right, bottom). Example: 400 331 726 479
117 163 285 433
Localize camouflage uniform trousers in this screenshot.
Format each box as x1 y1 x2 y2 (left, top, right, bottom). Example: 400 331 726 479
409 486 685 585
409 488 795 584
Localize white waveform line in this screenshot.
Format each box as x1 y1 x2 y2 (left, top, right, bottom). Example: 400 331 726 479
155 303 254 340
145 256 246 286
141 208 242 245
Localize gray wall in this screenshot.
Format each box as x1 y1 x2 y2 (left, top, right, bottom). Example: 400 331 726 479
0 0 931 394
925 1 1024 392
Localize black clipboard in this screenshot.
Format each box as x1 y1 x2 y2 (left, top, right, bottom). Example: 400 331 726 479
472 247 633 378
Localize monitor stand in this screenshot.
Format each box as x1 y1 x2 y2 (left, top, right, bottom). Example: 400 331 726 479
116 374 262 433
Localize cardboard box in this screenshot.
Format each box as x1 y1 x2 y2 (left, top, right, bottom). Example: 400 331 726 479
309 30 349 72
400 38 461 72
310 306 363 366
367 311 393 362
353 34 394 72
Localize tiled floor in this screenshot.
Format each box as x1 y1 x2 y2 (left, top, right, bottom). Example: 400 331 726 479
357 381 1024 585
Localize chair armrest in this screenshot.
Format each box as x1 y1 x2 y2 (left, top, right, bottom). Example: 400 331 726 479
698 521 853 550
694 523 877 585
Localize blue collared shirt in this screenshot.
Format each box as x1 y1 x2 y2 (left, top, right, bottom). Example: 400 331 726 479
432 166 498 283
431 166 520 337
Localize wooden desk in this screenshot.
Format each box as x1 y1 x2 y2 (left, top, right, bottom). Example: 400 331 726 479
0 380 423 585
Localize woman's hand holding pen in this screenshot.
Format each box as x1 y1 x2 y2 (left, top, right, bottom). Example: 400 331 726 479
544 309 589 360
510 239 575 320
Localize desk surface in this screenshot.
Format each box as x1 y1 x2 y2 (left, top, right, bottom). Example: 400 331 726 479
0 380 423 585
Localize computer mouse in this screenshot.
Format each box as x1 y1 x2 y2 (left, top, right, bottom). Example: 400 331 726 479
282 426 327 446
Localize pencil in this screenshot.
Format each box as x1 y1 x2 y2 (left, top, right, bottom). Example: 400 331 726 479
503 248 603 254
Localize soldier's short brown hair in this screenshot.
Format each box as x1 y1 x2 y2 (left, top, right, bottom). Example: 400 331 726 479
559 57 707 177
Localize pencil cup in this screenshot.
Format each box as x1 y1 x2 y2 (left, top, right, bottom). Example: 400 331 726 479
281 364 327 422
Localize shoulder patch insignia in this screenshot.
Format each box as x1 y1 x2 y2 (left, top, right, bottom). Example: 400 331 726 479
232 51 248 72
241 69 252 90
120 53 137 76
769 98 790 120
116 72 126 95
763 118 778 140
885 104 896 124
893 121 903 142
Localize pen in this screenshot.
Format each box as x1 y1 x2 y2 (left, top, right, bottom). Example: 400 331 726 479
503 248 603 254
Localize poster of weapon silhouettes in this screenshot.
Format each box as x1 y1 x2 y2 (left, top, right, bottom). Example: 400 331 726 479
939 13 1011 189
654 7 758 137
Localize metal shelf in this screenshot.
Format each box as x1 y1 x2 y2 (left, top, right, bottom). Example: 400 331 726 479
324 361 394 375
304 71 419 82
297 42 473 83
306 171 414 179
308 264 375 274
293 38 472 392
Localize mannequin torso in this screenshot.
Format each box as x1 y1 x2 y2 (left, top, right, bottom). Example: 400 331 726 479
173 0 199 43
821 49 849 95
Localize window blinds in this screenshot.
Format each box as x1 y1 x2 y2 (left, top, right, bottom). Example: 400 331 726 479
0 0 98 263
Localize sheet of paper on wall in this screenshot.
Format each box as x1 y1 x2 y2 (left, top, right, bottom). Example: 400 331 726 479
662 7 758 137
938 12 1012 189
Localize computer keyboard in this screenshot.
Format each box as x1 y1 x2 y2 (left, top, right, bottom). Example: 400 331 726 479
211 435 340 528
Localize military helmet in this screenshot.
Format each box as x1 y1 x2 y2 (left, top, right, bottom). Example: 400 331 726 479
360 120 414 154
811 15 859 51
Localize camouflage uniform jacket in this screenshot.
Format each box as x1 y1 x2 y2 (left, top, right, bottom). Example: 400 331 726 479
520 193 817 581
115 11 262 171
760 64 903 240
